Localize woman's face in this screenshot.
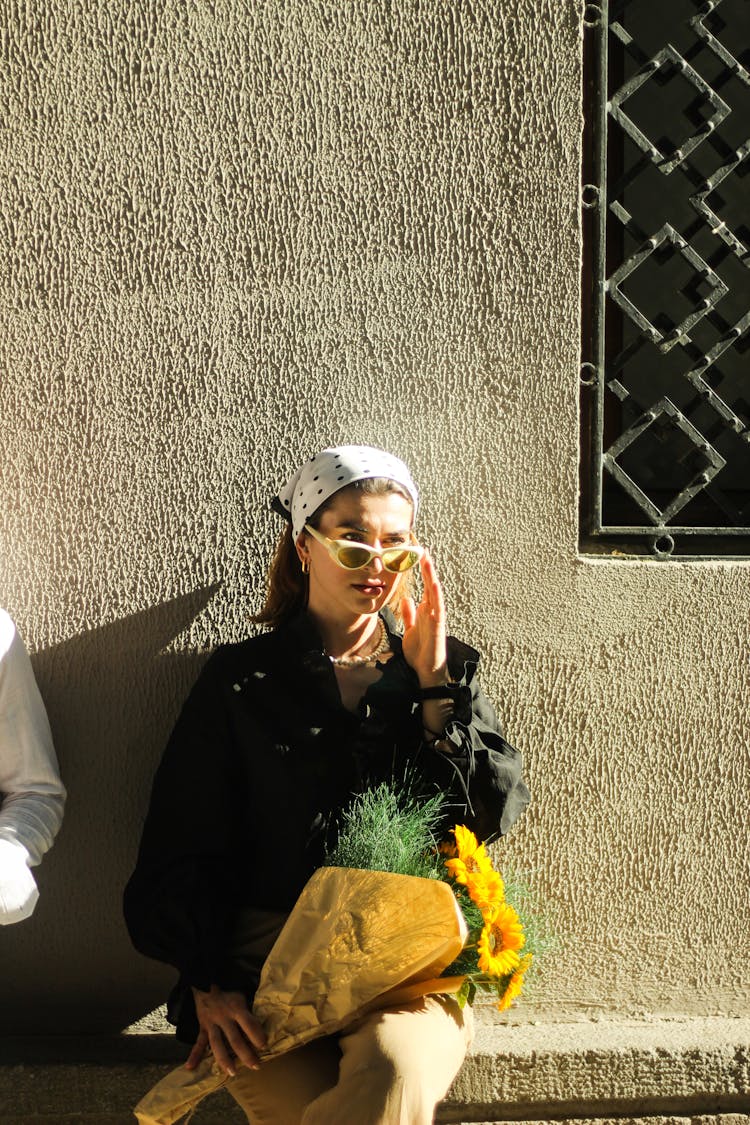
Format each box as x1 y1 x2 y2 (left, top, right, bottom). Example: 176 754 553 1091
299 488 414 623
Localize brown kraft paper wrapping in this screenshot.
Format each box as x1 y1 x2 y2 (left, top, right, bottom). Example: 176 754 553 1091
134 867 466 1123
253 867 467 1058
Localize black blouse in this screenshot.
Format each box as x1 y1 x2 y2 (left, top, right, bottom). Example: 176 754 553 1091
123 608 530 1035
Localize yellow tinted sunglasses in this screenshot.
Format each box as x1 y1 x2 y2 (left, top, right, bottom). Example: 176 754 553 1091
304 524 424 573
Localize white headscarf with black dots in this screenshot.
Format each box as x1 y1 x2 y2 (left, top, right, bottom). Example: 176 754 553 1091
274 445 419 541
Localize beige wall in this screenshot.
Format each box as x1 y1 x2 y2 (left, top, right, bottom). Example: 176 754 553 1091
1 0 747 1035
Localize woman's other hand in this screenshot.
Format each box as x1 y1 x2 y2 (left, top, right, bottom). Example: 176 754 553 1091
400 553 449 687
187 985 267 1075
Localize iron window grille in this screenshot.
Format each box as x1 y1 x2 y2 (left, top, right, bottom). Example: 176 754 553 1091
580 0 750 559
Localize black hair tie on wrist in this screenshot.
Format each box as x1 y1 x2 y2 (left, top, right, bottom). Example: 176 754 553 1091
418 683 459 700
418 682 472 723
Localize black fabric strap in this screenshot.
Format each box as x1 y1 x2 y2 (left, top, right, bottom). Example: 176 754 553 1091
418 683 460 700
418 682 472 724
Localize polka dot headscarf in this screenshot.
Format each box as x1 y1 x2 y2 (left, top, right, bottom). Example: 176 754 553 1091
274 445 419 541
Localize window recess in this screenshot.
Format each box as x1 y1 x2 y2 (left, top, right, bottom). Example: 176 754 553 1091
580 0 750 559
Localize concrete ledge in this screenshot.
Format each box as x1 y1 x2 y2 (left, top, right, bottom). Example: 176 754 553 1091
1 1017 749 1124
438 1016 750 1123
0 1036 186 1123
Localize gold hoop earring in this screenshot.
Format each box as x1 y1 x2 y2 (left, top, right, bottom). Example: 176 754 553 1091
301 558 310 575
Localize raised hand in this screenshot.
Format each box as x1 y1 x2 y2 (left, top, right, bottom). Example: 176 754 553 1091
400 552 449 688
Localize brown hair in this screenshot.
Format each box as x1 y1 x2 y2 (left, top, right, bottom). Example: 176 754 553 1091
252 478 416 629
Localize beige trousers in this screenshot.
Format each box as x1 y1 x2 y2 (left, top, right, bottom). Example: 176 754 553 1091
225 994 473 1125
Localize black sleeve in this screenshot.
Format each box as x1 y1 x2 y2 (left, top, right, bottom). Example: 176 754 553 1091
411 637 530 844
123 650 240 991
428 671 530 844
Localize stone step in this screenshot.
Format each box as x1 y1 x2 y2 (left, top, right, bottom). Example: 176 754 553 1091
1 1016 748 1124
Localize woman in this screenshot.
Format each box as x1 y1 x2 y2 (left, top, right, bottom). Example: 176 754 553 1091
124 445 529 1125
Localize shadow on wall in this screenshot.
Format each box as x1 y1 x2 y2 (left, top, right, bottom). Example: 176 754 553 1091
1 586 221 1035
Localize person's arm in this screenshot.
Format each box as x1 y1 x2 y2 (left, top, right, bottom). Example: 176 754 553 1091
123 650 240 986
400 557 529 844
0 611 66 924
123 648 267 1072
420 670 530 844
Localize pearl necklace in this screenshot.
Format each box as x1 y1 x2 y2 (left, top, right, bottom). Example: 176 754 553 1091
328 618 390 668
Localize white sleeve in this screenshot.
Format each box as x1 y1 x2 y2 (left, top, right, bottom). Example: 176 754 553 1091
0 838 39 924
0 610 66 868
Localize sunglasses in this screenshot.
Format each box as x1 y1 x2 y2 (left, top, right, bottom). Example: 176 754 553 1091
304 524 424 573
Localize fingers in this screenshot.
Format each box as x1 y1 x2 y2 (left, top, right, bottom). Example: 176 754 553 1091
219 1019 262 1073
429 555 446 623
191 986 266 1076
400 594 416 629
221 1006 266 1069
184 1029 209 1070
208 1023 239 1076
420 553 445 624
237 1011 268 1054
204 1022 259 1077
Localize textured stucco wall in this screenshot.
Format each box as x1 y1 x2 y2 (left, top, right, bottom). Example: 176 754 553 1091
1 0 748 1037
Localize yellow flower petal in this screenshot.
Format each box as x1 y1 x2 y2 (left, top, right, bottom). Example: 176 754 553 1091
477 903 525 977
465 869 505 915
497 953 533 1011
452 825 480 859
443 825 494 884
444 857 469 884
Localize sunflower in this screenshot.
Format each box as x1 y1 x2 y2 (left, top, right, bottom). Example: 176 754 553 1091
477 903 525 977
465 868 505 916
452 825 479 857
443 825 493 886
497 952 533 1011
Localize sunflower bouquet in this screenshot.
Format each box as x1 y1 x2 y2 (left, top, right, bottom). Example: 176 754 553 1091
439 824 533 1010
133 786 537 1125
324 781 536 1012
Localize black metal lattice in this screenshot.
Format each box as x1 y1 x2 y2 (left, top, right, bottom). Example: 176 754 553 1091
581 0 750 558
